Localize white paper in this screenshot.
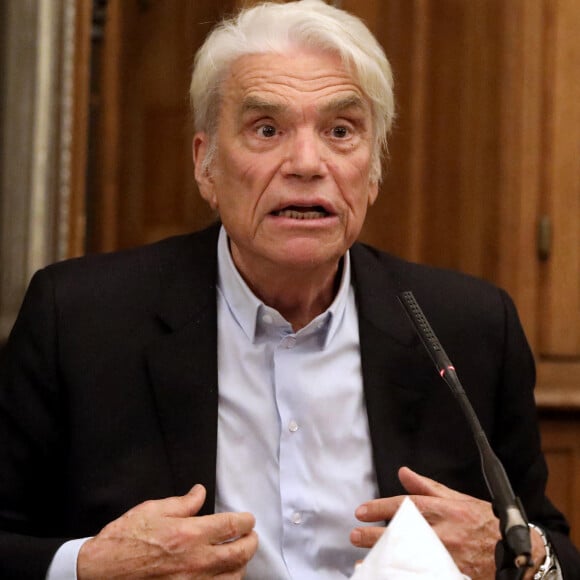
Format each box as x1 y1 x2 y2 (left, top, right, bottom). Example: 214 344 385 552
350 496 470 579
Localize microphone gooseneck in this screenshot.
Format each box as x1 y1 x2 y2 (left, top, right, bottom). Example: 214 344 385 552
397 290 532 576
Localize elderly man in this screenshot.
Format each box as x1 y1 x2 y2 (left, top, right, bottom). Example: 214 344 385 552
1 1 579 579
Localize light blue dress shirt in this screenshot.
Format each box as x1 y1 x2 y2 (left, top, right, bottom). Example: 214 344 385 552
215 228 379 579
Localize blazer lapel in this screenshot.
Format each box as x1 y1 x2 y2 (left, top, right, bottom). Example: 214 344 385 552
351 243 433 497
145 225 220 514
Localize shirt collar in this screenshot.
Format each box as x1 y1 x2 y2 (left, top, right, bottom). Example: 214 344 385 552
216 226 351 347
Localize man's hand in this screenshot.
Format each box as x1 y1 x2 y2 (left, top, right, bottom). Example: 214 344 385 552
351 467 548 579
350 466 501 580
78 484 258 579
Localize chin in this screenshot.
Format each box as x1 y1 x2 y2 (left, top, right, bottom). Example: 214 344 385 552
272 244 344 271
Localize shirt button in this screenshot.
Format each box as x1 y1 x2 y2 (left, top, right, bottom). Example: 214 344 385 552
262 314 273 324
281 335 296 348
288 420 299 432
291 511 302 525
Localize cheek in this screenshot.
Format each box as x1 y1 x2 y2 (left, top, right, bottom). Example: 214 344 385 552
334 165 375 208
229 158 283 209
348 156 376 208
216 148 269 189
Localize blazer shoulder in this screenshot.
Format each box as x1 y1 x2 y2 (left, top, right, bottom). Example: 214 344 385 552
351 241 498 293
34 224 220 305
45 224 219 278
350 241 518 335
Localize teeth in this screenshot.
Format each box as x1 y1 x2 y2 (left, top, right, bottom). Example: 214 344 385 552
275 209 328 219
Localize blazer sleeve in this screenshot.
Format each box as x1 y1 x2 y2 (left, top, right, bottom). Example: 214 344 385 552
493 290 580 578
0 269 72 579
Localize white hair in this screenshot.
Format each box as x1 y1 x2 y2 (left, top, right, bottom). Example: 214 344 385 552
190 0 395 182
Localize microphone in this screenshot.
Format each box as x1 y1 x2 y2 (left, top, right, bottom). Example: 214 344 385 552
397 290 532 574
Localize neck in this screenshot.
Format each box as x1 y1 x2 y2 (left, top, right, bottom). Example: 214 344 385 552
232 253 343 332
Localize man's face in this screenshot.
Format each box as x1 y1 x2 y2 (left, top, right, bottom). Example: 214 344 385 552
194 49 378 279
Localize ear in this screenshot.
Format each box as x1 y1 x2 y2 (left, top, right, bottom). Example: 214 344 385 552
193 132 218 210
368 181 379 207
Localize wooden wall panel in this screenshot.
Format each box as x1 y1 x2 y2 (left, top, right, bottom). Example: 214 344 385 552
354 0 430 264
495 0 544 351
90 0 238 253
541 418 580 546
354 0 507 288
538 0 580 358
117 0 214 249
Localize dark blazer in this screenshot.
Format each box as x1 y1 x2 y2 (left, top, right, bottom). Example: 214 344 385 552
1 224 579 578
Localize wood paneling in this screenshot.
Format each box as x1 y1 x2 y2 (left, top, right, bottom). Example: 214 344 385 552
68 0 93 258
90 0 238 253
541 417 580 546
353 0 430 264
355 0 505 285
538 0 580 357
495 0 544 350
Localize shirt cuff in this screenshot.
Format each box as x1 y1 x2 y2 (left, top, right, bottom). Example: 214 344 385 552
45 537 92 580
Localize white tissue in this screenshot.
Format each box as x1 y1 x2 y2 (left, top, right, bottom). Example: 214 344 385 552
350 496 470 579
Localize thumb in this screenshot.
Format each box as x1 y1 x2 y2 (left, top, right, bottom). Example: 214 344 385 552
398 466 463 499
163 483 207 518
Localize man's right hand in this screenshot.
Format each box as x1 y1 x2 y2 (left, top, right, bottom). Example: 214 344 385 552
77 484 258 579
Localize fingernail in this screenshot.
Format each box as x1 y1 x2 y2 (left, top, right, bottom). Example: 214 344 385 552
351 529 362 545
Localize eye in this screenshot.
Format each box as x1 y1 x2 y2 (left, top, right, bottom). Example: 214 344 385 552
257 124 277 138
331 125 350 139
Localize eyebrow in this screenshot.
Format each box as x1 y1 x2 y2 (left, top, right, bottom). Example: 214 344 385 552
241 96 286 116
319 94 368 114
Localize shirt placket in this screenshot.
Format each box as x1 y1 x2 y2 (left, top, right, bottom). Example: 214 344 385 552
274 328 315 578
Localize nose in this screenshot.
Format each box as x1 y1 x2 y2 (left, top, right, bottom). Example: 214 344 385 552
282 129 326 180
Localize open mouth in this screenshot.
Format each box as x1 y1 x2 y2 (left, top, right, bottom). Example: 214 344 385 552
272 205 331 219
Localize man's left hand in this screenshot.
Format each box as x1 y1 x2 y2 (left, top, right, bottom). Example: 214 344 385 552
350 466 501 580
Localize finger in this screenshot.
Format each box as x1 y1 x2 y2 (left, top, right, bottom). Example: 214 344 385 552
197 511 256 545
212 529 259 572
398 466 467 500
159 483 207 518
355 496 404 523
350 525 385 548
214 565 250 580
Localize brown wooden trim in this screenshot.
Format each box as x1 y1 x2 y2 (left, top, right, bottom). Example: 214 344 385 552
97 0 122 253
67 0 92 258
536 361 580 411
404 0 429 264
540 417 580 545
